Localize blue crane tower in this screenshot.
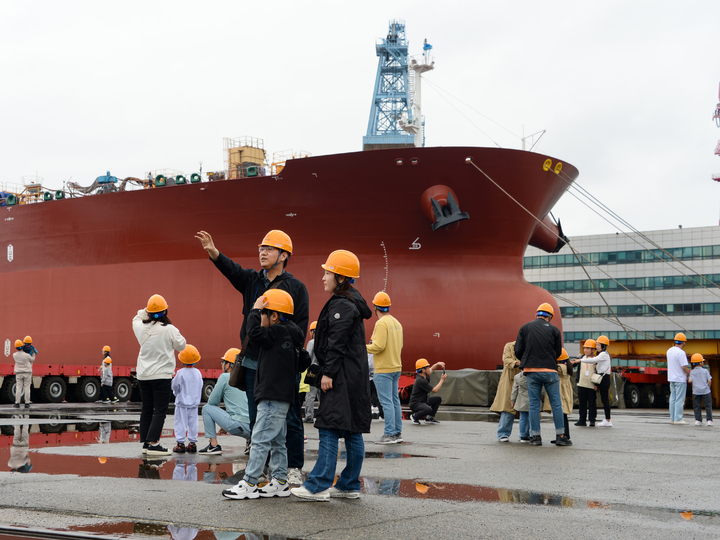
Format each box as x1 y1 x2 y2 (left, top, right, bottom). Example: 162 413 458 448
363 20 434 151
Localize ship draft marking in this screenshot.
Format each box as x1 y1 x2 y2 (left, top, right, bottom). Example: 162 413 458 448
410 237 421 250
7 244 13 263
4 339 10 357
380 241 389 290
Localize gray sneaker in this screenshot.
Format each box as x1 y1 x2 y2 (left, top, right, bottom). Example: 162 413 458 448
376 434 396 445
392 434 403 443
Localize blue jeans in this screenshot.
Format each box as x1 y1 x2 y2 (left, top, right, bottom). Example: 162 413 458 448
496 411 529 439
518 411 529 438
526 372 564 437
244 399 290 484
497 411 515 439
201 404 252 440
374 372 402 436
303 428 364 494
669 381 687 422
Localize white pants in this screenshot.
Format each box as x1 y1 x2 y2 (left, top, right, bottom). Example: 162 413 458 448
174 405 199 443
15 373 32 404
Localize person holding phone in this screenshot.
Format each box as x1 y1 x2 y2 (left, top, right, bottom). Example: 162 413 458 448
409 359 447 425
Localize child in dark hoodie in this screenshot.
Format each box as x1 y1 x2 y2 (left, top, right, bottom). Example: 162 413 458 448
222 288 304 500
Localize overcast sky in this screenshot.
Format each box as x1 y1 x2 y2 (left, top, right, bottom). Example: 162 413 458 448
1 1 719 237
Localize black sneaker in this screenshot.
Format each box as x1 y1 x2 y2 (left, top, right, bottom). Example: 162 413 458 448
173 442 186 453
411 414 421 425
555 434 573 446
519 437 530 443
24 403 30 408
574 421 587 426
424 416 440 424
303 417 314 424
13 403 19 408
142 442 150 454
199 443 222 455
186 442 197 453
529 435 542 446
589 422 596 427
146 444 172 456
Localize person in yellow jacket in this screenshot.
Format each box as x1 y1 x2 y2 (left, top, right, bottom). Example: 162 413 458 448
543 348 574 444
490 342 521 442
366 292 404 445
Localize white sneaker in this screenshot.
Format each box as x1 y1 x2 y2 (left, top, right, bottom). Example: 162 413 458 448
286 468 304 485
222 480 259 500
258 478 290 498
695 421 703 426
290 485 330 502
598 419 612 427
708 421 714 426
498 436 510 442
675 420 689 425
328 486 360 499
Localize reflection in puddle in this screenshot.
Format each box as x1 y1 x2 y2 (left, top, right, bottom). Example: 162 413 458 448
362 477 720 523
3 522 302 540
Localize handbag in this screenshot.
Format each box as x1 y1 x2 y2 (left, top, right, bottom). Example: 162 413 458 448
303 363 323 389
590 373 604 385
228 336 249 391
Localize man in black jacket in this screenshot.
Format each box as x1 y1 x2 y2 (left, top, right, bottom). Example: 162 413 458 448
195 229 309 483
514 303 570 447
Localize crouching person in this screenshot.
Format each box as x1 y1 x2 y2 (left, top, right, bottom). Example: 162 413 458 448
222 290 303 500
409 359 447 424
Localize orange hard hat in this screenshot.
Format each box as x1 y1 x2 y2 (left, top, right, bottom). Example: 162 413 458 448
596 335 610 346
23 336 32 344
583 339 597 349
416 358 430 370
14 339 23 348
674 333 687 342
557 348 569 362
309 321 317 331
147 294 168 313
222 348 241 363
262 289 294 315
103 345 111 352
179 345 201 365
103 357 112 364
691 353 704 364
415 482 430 494
98 457 108 464
259 230 293 254
372 292 391 308
322 250 360 279
536 303 554 318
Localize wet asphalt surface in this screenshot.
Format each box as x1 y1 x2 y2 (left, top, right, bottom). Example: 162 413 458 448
0 403 718 539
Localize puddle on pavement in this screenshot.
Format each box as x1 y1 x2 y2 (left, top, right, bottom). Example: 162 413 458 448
0 417 437 481
1 523 301 540
362 477 719 523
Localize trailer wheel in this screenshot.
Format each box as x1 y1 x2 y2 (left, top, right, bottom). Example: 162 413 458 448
639 385 657 408
113 377 132 402
624 384 640 408
74 377 101 402
39 413 65 434
0 376 16 403
40 376 67 403
201 380 215 402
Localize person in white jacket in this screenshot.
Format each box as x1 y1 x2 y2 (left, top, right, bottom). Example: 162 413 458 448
133 294 186 456
172 345 203 454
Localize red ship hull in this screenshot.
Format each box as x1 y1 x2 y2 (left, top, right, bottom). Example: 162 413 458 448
0 147 577 372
